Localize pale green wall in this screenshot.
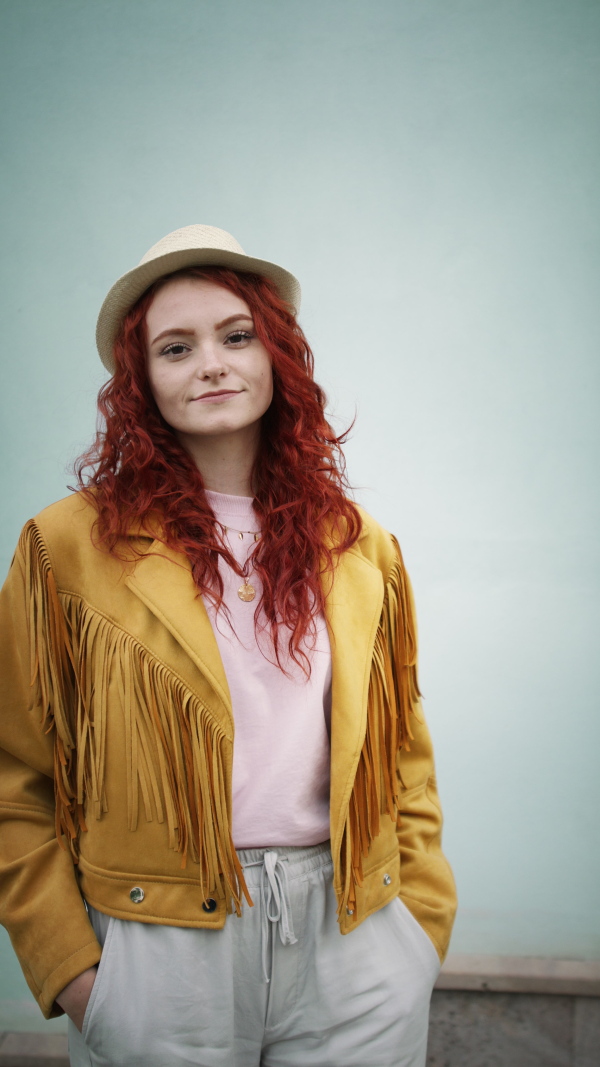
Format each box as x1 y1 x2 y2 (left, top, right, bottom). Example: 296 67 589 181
1 0 599 1031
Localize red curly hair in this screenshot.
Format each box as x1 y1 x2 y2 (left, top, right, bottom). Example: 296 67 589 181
76 267 361 671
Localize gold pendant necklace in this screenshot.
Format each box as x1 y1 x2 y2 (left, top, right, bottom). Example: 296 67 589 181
237 553 257 602
237 581 256 603
218 524 260 602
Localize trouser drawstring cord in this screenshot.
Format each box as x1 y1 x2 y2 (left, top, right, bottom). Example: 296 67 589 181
244 851 298 983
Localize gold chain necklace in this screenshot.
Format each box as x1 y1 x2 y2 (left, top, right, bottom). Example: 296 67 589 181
219 524 261 602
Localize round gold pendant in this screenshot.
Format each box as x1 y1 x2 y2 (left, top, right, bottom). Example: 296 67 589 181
237 582 256 602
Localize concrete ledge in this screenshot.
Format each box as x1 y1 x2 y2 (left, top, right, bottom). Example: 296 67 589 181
428 990 600 1066
0 1031 68 1066
436 954 600 996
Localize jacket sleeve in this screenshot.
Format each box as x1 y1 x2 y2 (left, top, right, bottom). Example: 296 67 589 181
395 573 457 963
0 531 102 1019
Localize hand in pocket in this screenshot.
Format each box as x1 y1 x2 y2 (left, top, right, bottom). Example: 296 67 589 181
55 966 98 1033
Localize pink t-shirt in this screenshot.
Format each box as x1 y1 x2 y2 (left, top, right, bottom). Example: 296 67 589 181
203 490 331 848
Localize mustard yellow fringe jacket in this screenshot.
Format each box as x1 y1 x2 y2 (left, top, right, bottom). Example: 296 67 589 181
0 493 457 1018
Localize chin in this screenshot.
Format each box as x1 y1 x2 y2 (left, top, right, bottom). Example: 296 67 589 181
184 420 248 438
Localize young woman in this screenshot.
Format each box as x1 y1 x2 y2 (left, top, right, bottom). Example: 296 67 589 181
0 225 456 1067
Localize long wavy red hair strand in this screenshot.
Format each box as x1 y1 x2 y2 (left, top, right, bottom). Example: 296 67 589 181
75 267 361 671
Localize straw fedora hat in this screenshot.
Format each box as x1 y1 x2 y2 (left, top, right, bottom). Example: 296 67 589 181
96 224 301 372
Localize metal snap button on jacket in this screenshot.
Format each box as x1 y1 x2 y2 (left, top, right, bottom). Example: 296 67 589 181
346 907 354 915
383 873 392 886
202 898 217 913
129 887 145 903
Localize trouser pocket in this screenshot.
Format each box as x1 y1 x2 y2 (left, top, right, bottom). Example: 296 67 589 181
391 896 442 981
81 916 115 1044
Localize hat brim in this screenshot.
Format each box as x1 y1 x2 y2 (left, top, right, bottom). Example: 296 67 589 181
96 247 301 372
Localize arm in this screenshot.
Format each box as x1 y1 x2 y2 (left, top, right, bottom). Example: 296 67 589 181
0 534 102 1018
55 967 98 1031
395 571 457 962
396 705 457 962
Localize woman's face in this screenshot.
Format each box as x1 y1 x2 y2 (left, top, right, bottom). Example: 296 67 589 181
145 276 273 449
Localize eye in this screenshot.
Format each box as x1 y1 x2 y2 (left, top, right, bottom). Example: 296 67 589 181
160 342 190 359
225 330 253 346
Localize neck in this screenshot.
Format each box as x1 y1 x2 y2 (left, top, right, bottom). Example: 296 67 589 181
177 425 259 497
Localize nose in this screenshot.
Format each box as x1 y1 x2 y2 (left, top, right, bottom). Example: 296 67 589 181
194 339 227 380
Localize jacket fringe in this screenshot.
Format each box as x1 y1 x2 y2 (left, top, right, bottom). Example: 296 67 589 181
20 521 250 914
338 536 420 920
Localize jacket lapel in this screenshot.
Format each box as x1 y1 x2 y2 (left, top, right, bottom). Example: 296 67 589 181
125 540 233 734
324 544 384 860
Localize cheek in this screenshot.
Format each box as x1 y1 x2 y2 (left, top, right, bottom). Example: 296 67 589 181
146 365 179 414
256 375 273 418
146 362 162 405
259 360 274 407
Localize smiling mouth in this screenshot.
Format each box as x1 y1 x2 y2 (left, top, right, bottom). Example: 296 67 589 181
194 390 241 402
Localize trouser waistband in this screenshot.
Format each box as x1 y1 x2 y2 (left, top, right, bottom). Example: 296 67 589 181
238 839 333 885
238 841 332 983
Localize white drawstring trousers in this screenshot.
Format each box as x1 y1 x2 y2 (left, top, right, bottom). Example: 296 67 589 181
68 841 440 1067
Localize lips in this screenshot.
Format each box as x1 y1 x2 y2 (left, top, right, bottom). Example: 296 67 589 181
194 390 241 402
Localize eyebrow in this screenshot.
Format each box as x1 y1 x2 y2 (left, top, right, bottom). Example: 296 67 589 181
215 314 253 330
150 327 195 346
150 315 253 347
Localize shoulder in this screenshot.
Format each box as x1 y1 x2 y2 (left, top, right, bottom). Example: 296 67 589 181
14 491 151 601
352 504 405 581
15 492 106 587
32 492 99 545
